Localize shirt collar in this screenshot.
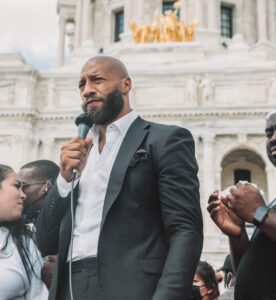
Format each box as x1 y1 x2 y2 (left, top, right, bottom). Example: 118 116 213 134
111 110 138 137
90 110 138 138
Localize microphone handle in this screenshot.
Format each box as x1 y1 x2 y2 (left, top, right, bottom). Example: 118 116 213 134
78 124 90 139
71 122 92 180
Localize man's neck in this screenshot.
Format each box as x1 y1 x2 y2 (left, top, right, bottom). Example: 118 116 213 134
97 108 132 152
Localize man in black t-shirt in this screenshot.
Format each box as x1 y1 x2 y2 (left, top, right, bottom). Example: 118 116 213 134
207 110 276 300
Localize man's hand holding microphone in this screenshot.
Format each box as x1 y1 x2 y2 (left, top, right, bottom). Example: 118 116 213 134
60 112 94 182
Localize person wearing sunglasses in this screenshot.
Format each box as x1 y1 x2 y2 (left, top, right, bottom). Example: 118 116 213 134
18 160 59 225
18 160 60 289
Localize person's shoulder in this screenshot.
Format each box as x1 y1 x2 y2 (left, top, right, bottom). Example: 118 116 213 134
141 117 192 137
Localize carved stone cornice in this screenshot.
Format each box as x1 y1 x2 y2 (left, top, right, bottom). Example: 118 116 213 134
0 107 273 122
0 109 38 120
137 107 272 119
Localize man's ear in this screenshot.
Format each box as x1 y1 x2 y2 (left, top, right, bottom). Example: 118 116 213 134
44 180 52 192
121 76 132 94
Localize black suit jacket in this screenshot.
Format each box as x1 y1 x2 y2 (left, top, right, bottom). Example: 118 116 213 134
36 117 203 300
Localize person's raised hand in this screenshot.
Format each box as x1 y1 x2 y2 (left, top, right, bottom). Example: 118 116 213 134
226 183 266 223
207 190 245 237
60 136 93 182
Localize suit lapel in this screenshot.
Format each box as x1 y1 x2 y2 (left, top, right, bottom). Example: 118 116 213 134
101 117 150 228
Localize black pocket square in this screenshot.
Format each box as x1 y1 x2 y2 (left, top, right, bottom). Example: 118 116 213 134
129 149 151 168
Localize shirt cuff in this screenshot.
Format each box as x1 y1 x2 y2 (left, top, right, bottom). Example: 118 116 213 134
56 173 79 198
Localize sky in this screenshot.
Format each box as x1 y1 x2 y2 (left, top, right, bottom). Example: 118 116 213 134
0 0 59 71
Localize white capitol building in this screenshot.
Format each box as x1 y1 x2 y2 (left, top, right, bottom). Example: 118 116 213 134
0 0 276 266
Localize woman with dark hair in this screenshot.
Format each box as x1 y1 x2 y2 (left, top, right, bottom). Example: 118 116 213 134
190 261 220 300
0 164 48 299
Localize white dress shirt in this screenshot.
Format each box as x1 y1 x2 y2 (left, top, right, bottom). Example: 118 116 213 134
57 110 138 261
0 227 48 300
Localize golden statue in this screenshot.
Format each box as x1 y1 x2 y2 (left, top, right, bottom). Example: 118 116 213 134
140 21 150 43
162 10 178 42
177 20 187 42
151 13 161 42
129 21 142 43
186 20 198 41
173 0 181 11
129 0 198 44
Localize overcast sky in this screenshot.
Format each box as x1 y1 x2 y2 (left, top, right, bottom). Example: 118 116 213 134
0 0 59 70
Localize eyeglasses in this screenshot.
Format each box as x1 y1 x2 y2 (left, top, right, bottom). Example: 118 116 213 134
22 181 47 189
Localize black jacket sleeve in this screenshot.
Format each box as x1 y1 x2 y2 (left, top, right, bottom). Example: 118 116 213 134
152 127 203 300
36 183 77 256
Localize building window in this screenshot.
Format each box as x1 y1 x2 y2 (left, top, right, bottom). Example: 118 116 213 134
221 5 233 38
163 0 174 13
114 9 124 42
162 0 180 17
234 169 251 184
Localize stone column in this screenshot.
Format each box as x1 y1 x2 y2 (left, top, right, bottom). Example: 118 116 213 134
180 0 188 23
266 165 276 202
41 138 55 160
120 0 133 42
74 0 83 49
58 16 66 67
208 0 217 29
202 134 216 230
47 79 56 110
195 0 204 27
81 0 93 44
268 0 276 43
135 0 144 23
11 134 30 169
203 134 215 200
124 0 132 33
257 0 268 41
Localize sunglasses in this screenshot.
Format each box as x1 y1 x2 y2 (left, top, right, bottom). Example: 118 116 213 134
22 181 47 189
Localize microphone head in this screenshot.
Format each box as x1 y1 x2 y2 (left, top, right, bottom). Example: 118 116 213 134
75 113 94 128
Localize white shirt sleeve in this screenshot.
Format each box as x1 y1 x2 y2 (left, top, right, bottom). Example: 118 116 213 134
56 173 79 198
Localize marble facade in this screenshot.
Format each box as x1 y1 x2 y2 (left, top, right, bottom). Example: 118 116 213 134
0 0 276 267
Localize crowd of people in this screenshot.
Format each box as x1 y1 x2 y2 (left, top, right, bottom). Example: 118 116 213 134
0 55 275 300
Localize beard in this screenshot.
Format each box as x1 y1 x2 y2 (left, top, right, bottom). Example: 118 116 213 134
82 88 124 125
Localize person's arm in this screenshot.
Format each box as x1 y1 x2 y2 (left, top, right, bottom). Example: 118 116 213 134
228 183 276 243
229 228 249 273
152 127 203 300
207 190 249 271
36 136 92 255
35 182 73 255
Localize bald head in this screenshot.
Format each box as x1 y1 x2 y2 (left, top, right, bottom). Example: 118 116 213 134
79 55 132 125
82 56 129 79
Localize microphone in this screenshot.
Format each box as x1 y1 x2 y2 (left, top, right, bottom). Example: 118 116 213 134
75 112 94 139
72 113 94 179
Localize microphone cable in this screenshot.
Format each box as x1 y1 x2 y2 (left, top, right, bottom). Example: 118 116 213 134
68 112 93 300
69 170 77 300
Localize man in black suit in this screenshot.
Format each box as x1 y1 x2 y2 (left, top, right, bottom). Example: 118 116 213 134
36 56 203 300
